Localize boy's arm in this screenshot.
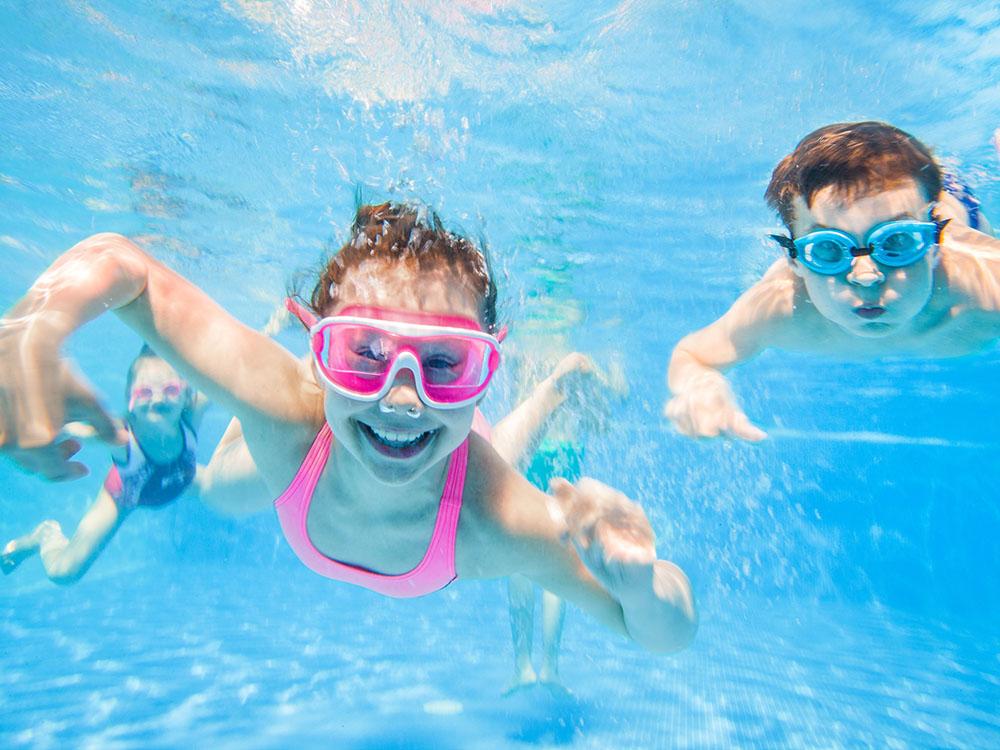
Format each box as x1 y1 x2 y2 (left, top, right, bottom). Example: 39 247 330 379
940 224 1000 328
666 266 795 440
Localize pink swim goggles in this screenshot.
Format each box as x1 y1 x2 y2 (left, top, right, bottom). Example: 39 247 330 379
128 380 187 411
287 299 504 409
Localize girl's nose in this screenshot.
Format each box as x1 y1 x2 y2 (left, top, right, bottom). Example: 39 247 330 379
380 368 424 417
846 254 885 287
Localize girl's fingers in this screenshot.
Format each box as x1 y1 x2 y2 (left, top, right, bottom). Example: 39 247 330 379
58 439 82 460
64 368 126 445
10 442 89 481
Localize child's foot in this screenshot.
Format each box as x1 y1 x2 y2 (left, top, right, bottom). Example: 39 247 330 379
538 666 563 686
1 538 37 575
502 665 538 696
1 521 60 576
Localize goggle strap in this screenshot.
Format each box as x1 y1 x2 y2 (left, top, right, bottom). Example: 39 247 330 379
285 297 318 329
770 234 797 259
935 218 950 244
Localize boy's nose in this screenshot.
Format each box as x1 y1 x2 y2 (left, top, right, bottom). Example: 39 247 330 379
846 255 885 287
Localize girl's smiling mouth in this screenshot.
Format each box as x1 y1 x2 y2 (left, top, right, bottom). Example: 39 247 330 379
357 420 438 458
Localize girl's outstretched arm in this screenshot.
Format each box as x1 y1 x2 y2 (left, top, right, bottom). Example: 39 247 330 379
0 233 318 482
543 477 697 653
469 447 697 654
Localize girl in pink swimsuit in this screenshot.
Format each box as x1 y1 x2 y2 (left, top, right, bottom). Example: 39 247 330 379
0 202 696 653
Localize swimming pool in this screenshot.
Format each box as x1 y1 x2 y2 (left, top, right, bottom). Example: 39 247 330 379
2 1 998 747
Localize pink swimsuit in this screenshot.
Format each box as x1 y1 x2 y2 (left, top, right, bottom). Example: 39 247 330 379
274 411 491 598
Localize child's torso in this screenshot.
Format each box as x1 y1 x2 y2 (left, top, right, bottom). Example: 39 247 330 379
272 412 504 594
773 263 998 359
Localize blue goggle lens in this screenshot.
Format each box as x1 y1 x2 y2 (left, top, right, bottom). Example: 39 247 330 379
792 220 937 275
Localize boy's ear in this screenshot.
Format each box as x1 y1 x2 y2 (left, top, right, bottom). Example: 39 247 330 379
770 233 805 277
787 257 806 278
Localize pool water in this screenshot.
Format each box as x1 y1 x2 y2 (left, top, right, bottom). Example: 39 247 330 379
2 1 999 747
3 564 998 749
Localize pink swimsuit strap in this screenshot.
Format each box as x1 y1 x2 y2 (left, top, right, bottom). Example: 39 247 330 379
274 423 471 599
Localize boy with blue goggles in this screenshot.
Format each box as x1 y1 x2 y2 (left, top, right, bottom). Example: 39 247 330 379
665 121 1000 442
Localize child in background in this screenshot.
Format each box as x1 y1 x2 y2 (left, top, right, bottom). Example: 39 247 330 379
2 346 207 582
0 202 696 653
666 121 1000 440
492 349 617 691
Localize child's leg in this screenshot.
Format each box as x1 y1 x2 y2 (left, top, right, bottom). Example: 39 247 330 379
507 573 538 688
538 589 566 682
35 490 121 584
2 522 54 574
194 417 272 516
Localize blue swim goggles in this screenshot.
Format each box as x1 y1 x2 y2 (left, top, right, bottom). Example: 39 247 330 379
770 216 949 276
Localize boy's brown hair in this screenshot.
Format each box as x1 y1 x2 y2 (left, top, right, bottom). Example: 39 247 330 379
765 121 942 231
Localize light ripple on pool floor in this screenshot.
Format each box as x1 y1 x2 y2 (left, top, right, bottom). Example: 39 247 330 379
1 565 998 749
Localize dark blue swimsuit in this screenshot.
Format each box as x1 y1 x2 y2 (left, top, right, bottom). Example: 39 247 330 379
103 422 197 512
942 172 982 230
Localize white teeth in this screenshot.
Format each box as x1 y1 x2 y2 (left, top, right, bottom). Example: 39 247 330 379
369 425 429 447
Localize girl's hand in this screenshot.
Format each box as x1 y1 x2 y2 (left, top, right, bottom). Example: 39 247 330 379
548 476 658 598
0 322 125 480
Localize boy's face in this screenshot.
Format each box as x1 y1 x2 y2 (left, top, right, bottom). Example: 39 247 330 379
788 180 937 338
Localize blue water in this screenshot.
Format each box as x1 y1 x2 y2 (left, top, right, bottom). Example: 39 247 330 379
2 1 999 747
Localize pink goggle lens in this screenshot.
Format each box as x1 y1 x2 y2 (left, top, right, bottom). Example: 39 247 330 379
130 381 185 406
315 323 499 403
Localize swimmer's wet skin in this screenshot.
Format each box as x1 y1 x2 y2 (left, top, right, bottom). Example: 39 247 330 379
0 203 696 654
666 120 1000 441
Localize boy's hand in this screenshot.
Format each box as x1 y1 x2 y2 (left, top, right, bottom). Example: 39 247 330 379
548 477 657 598
664 372 766 441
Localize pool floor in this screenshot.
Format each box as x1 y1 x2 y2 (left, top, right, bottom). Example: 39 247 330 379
1 563 997 749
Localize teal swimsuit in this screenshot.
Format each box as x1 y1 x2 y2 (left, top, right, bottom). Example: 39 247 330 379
525 438 585 488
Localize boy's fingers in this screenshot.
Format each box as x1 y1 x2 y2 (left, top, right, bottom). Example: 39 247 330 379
727 412 767 442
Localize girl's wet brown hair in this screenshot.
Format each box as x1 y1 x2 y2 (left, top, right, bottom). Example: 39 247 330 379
765 121 942 231
304 202 499 333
